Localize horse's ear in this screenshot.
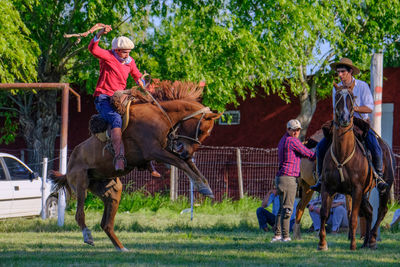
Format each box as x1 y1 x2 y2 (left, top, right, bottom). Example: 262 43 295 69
204 112 222 120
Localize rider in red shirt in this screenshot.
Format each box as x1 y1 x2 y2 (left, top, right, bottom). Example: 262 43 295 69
89 25 159 174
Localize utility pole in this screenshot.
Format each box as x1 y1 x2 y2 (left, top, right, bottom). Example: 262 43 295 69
370 52 383 240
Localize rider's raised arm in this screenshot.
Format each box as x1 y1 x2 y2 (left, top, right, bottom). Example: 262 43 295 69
88 37 115 62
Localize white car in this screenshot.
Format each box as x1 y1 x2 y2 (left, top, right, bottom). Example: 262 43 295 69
0 152 58 219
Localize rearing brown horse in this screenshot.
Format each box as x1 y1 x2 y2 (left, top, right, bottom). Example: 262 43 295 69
50 81 221 251
318 82 395 251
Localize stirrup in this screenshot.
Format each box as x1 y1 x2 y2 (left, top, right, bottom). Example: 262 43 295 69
113 154 127 170
376 176 388 192
310 176 322 192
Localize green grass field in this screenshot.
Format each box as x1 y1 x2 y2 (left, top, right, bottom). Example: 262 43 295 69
0 195 399 266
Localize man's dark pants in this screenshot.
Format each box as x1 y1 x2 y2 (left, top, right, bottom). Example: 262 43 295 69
256 207 295 231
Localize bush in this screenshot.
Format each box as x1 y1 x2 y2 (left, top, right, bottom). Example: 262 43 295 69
67 190 261 215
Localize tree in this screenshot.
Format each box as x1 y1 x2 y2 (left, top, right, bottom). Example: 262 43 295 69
225 0 400 138
6 0 163 170
0 0 40 145
146 2 271 111
5 0 400 170
0 0 39 83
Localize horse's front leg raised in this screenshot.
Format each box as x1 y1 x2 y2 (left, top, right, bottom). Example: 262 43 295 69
149 148 213 197
318 190 332 251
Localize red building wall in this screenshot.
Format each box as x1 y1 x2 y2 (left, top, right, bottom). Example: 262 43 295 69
204 67 400 148
1 67 400 154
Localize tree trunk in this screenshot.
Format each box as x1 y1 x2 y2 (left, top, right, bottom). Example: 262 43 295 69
19 90 59 172
297 82 317 141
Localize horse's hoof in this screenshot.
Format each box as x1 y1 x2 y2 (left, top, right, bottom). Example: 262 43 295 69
116 246 129 252
82 228 94 246
198 187 214 198
293 224 301 240
369 243 377 250
318 244 328 251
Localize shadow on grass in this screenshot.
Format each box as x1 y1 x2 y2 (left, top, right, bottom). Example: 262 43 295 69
0 216 261 234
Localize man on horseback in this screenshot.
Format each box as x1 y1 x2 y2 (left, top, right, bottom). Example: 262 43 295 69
311 58 388 192
88 25 159 175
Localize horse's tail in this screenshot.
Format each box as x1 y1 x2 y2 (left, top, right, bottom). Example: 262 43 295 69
48 170 72 197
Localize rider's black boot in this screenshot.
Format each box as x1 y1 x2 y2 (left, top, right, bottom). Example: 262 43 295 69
310 177 322 192
373 154 388 192
375 171 388 193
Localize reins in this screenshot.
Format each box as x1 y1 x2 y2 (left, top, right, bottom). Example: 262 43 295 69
330 137 356 183
171 107 211 144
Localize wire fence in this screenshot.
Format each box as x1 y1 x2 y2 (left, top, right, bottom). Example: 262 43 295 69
120 145 400 202
6 146 400 202
392 147 400 201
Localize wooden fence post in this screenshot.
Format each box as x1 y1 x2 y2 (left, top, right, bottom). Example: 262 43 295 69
236 148 244 199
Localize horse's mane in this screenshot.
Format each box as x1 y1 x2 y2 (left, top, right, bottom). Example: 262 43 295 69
132 79 203 103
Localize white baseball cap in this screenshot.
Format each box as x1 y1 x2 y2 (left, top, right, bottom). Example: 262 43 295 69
287 119 302 130
112 36 134 50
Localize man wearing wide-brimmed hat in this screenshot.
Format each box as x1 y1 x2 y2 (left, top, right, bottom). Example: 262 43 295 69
311 58 388 192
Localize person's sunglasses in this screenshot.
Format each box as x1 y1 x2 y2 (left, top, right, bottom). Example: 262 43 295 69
290 128 301 132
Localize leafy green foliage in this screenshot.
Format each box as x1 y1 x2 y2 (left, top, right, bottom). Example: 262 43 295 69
3 0 400 153
0 111 18 144
0 0 39 83
146 5 269 111
74 191 262 215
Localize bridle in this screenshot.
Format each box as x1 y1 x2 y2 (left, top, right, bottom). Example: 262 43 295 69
141 75 212 155
166 107 211 157
168 107 211 145
334 88 355 131
332 88 356 182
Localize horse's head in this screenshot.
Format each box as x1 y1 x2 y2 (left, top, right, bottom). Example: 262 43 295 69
169 107 221 160
334 81 355 128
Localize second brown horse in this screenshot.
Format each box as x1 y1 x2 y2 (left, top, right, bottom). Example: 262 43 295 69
318 83 394 250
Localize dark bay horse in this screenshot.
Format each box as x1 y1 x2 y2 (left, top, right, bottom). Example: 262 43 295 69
318 82 395 250
49 81 221 251
293 131 352 239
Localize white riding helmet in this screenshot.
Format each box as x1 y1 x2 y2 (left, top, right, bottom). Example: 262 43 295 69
112 36 134 50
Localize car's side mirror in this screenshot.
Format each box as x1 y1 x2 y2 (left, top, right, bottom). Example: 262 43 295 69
30 172 39 180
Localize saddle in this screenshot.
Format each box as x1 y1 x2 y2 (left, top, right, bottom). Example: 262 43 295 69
321 118 383 178
322 117 370 141
89 90 137 142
